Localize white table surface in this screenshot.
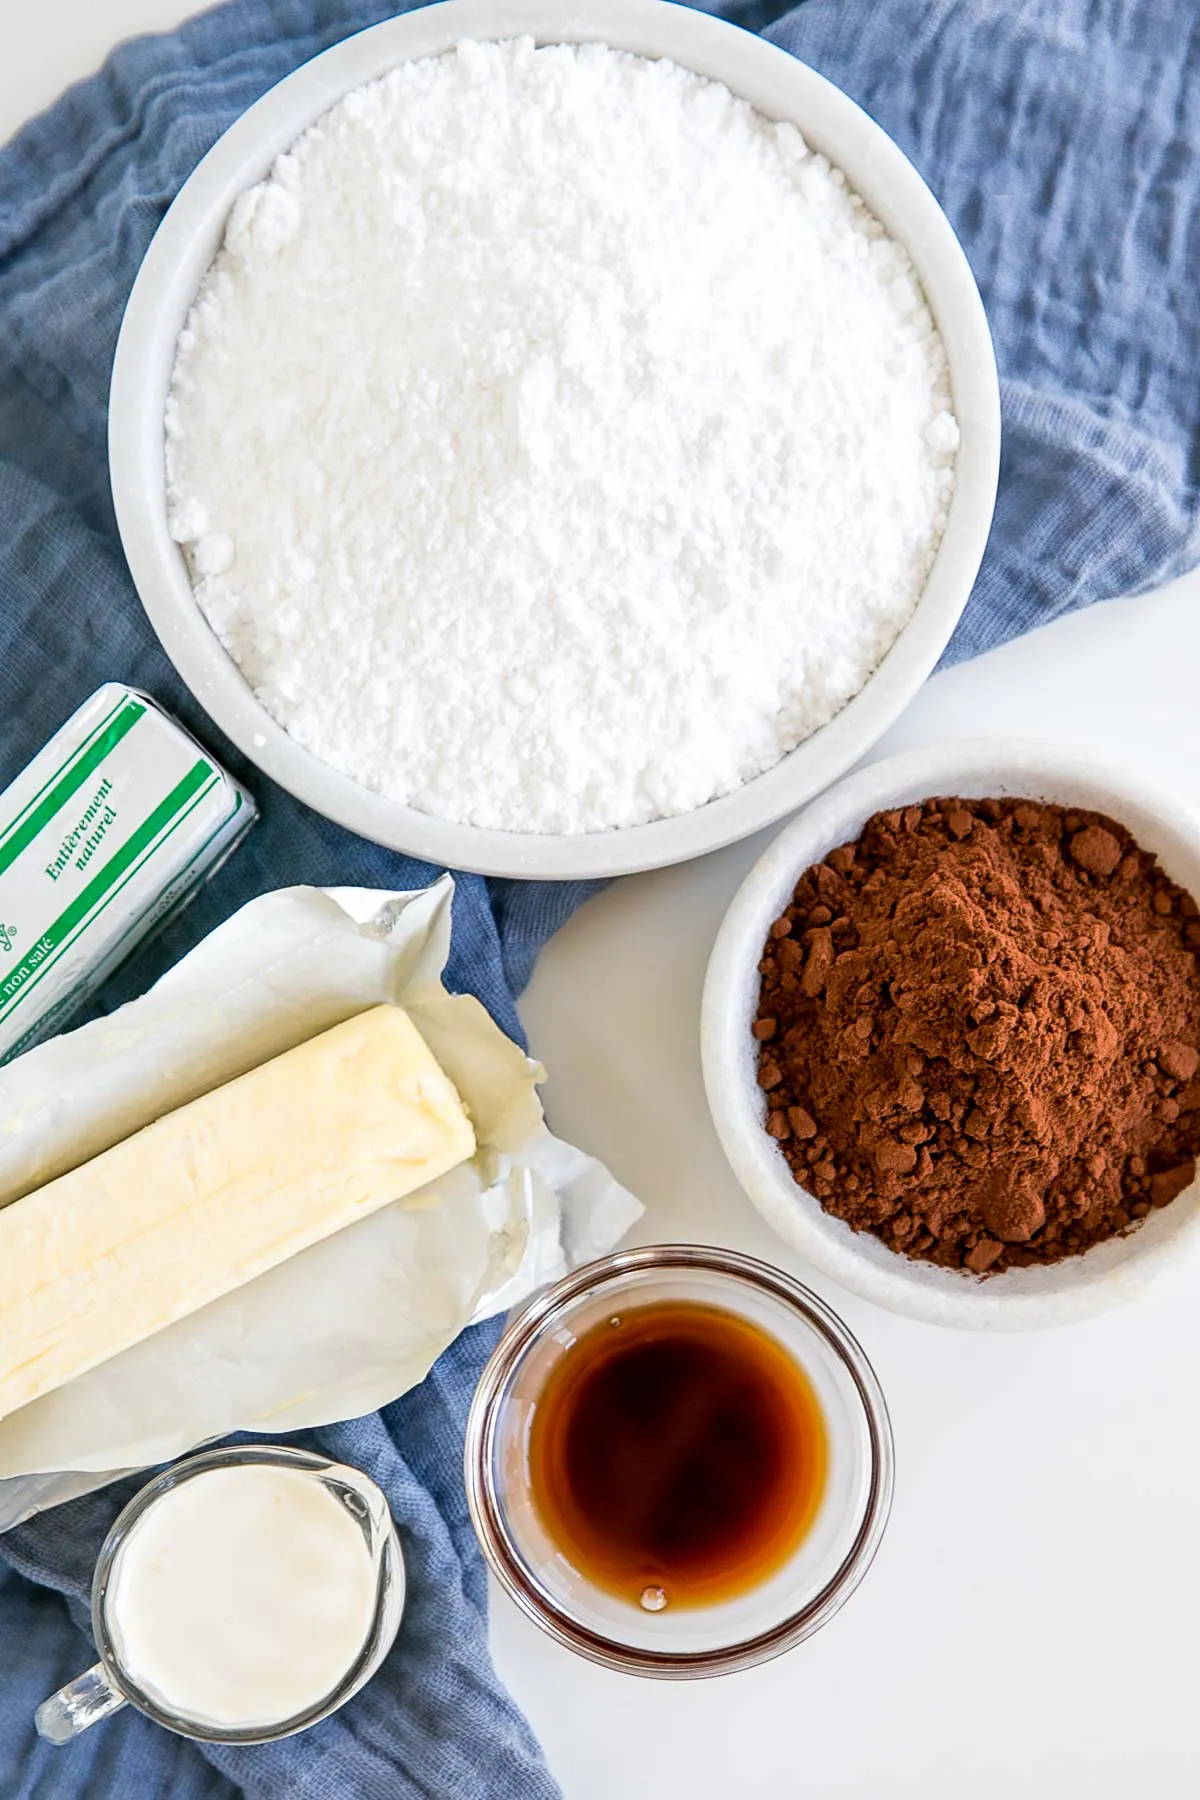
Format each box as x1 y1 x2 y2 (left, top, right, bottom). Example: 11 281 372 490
6 13 1200 1797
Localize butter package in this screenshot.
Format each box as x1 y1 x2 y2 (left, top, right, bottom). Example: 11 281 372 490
0 685 255 1063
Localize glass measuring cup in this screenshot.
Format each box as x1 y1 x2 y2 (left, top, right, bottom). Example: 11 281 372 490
35 1443 405 1745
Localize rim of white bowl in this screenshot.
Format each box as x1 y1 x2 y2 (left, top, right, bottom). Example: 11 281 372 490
109 0 1001 879
701 739 1200 1331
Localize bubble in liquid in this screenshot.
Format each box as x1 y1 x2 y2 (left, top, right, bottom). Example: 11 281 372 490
609 1316 622 1328
639 1585 668 1612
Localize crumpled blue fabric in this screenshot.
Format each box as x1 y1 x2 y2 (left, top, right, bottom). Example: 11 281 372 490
0 0 1196 1794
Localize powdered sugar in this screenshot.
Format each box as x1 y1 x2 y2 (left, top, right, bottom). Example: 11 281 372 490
166 38 958 835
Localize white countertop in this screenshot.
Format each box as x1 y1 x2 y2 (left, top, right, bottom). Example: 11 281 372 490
6 14 1200 1797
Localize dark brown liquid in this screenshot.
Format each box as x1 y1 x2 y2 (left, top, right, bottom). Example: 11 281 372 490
527 1301 827 1609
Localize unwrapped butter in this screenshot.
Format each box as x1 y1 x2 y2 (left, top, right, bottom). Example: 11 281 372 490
0 1005 475 1423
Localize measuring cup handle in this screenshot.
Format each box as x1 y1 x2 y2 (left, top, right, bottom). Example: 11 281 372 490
35 1662 127 1743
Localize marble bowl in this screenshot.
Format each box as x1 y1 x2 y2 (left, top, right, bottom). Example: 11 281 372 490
702 740 1200 1329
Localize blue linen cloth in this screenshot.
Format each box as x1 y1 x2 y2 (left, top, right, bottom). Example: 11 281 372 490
0 0 1197 1794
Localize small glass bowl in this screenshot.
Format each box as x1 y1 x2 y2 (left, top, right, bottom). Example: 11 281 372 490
464 1244 893 1678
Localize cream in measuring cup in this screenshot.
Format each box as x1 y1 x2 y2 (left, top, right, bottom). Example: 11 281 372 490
36 1447 404 1745
110 1464 379 1727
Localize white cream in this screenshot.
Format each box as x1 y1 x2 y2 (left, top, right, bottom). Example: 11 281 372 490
107 1465 379 1729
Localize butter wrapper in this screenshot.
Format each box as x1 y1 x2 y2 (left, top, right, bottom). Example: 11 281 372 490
0 684 255 1063
0 878 642 1527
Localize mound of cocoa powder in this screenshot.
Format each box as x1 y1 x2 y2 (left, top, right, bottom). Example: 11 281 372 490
753 797 1200 1275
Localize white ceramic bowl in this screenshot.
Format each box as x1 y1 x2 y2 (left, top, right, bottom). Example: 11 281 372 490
701 741 1200 1330
109 0 1000 879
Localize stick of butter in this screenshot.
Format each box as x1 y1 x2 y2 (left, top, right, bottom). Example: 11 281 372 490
0 1006 474 1423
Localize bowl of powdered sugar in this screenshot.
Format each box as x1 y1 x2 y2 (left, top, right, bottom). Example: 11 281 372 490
110 0 1000 878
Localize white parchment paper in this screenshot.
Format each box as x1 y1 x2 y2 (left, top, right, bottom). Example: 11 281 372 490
0 879 641 1528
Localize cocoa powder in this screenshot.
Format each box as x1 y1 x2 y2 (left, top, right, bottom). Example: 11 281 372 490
753 797 1200 1275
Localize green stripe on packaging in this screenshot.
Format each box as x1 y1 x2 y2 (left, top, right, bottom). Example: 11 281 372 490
0 758 213 1016
0 691 128 852
0 698 145 877
0 772 222 1049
